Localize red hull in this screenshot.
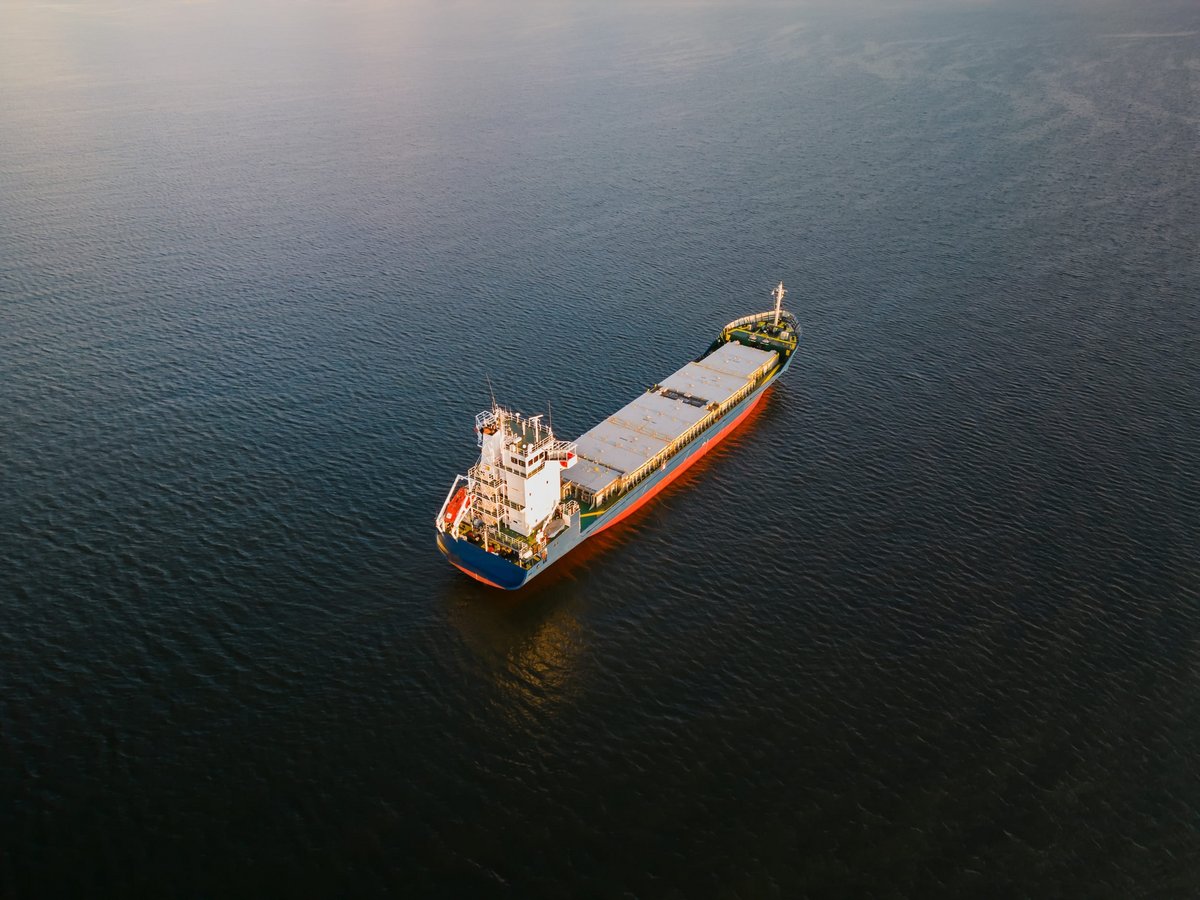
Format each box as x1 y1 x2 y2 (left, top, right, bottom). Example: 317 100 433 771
593 388 767 535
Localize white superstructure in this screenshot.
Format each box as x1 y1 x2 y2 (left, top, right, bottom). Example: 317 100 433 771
437 406 578 558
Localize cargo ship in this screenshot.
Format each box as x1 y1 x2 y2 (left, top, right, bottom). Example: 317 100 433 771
435 282 800 589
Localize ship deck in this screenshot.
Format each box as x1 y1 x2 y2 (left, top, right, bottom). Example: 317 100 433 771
726 327 797 355
577 495 604 529
563 340 777 505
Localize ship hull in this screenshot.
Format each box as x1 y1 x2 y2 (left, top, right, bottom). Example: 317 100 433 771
436 349 794 589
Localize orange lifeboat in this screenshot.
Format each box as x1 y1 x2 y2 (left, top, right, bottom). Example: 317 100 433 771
443 486 468 527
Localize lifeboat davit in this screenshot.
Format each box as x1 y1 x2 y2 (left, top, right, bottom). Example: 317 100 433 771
443 486 468 527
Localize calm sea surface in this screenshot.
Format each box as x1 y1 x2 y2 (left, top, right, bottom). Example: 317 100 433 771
2 0 1198 896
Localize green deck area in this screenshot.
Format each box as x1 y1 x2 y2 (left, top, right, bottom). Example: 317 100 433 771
512 419 544 448
728 328 797 355
703 311 800 362
577 496 606 530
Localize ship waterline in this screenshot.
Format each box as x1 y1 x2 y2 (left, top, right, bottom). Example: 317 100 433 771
435 284 801 589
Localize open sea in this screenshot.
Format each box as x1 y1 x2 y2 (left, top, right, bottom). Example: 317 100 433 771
2 0 1198 896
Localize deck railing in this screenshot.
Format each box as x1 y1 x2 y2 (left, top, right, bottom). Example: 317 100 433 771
723 309 801 335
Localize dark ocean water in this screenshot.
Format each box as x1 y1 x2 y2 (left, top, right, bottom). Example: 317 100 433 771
2 0 1199 896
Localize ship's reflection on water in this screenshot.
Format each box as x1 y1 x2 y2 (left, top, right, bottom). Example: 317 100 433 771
442 579 590 726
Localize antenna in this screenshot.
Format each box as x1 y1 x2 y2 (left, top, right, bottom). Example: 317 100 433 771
485 374 497 411
547 400 553 436
773 281 786 327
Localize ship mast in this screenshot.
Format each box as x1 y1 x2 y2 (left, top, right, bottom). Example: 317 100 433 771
772 281 786 327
